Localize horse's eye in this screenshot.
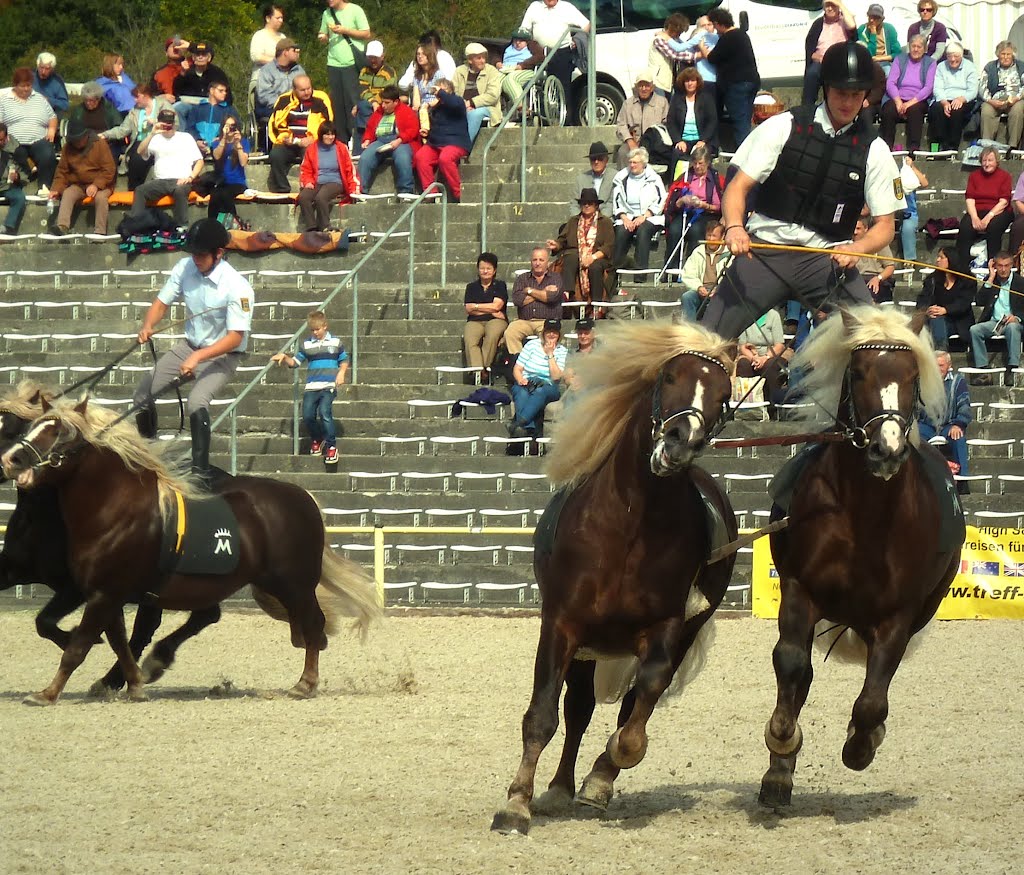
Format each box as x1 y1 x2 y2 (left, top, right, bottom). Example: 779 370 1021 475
663 372 676 385
850 369 865 382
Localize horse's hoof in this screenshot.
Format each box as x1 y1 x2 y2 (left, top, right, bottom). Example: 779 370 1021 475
141 654 168 684
22 692 55 707
491 803 531 835
87 679 115 698
126 686 149 702
287 683 318 699
606 727 647 769
765 719 803 757
758 778 793 809
532 785 574 816
842 723 885 771
576 774 614 810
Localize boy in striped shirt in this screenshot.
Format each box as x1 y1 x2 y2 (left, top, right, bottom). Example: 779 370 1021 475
271 310 349 463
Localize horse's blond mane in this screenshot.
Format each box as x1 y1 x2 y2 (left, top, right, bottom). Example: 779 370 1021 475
790 306 946 428
0 381 53 420
546 321 736 487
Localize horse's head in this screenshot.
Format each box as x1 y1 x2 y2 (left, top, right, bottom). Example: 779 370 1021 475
842 309 929 480
649 348 734 475
1 399 88 490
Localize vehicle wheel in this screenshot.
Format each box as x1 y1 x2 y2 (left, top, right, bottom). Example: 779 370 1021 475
577 82 624 127
541 75 567 127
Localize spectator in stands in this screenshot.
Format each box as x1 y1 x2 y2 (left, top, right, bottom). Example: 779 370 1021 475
1009 167 1024 255
547 187 615 306
928 41 979 151
250 5 287 81
0 68 58 195
453 43 502 144
857 4 900 72
899 154 929 259
678 221 729 321
614 70 669 169
102 84 173 191
408 43 445 129
33 53 68 117
666 68 718 178
853 217 896 302
297 121 357 231
980 40 1024 146
907 0 947 62
174 42 233 108
969 252 1024 385
358 85 418 195
256 39 305 128
496 29 544 111
181 81 241 157
207 117 250 223
737 305 787 411
569 141 613 217
267 75 333 193
412 79 471 203
0 122 30 235
957 146 1012 266
130 108 204 228
96 54 136 117
916 246 976 350
152 38 189 98
918 350 971 489
508 318 567 438
649 14 691 99
679 16 718 104
879 35 935 153
400 31 457 92
665 145 721 264
804 1 856 106
270 310 348 464
48 119 116 235
519 0 591 126
859 58 888 124
705 8 760 146
70 82 122 138
352 41 396 156
505 246 565 353
562 317 596 391
463 251 509 382
318 0 370 147
610 146 666 281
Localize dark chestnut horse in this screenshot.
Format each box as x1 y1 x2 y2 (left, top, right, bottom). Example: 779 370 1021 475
492 322 738 835
0 383 221 692
761 306 963 807
1 397 382 705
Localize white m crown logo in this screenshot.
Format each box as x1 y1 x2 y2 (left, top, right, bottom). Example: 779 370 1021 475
214 528 233 555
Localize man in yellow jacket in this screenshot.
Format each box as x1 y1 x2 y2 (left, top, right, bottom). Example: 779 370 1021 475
267 74 334 192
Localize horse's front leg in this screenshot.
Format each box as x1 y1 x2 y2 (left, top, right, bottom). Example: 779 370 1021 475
34 587 86 650
24 593 115 706
842 623 910 771
533 657 596 816
491 618 575 835
760 577 819 808
577 688 634 811
102 604 148 701
93 601 164 693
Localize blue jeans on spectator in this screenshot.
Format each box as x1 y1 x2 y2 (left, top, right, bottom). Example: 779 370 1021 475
466 106 491 143
721 80 758 146
680 289 706 321
302 388 337 448
1 185 27 231
802 62 822 107
928 314 950 350
971 318 1022 368
511 381 561 433
917 418 969 476
900 210 919 261
358 133 414 194
352 99 374 156
14 140 57 187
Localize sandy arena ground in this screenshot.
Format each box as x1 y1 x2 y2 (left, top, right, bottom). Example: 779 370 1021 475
0 609 1020 874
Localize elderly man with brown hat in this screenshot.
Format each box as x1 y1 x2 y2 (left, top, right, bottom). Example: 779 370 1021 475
547 187 616 305
47 118 116 235
452 42 502 143
614 69 668 168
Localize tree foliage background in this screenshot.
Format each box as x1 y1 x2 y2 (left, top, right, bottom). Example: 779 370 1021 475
0 0 523 96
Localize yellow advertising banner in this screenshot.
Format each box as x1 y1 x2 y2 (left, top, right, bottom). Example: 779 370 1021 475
752 525 1024 620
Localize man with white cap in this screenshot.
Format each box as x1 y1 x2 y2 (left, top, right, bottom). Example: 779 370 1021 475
452 43 502 143
353 40 396 156
613 69 668 168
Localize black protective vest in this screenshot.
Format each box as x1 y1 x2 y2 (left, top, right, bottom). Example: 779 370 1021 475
755 105 876 241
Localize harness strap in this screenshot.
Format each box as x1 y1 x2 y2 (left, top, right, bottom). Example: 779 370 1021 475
707 517 789 564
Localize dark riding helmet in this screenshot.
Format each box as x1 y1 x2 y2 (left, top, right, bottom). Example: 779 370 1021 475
820 41 875 92
184 218 231 254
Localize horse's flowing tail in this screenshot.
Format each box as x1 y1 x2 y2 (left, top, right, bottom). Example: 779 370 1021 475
813 620 926 664
316 546 383 641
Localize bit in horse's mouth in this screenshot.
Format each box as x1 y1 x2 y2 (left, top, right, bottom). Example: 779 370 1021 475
16 469 33 489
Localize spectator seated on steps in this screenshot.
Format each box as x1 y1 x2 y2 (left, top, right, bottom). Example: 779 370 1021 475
129 108 204 229
48 119 116 235
915 246 976 351
507 319 568 439
352 40 397 155
0 122 31 235
956 145 1012 267
95 53 138 116
854 216 896 303
503 246 565 354
495 28 544 111
614 69 669 169
0 67 58 193
879 35 935 154
678 221 729 321
452 42 502 144
358 84 419 195
267 75 334 193
568 141 614 217
547 187 616 307
463 251 509 384
255 38 306 128
546 317 598 422
152 37 188 99
33 52 69 118
297 121 357 232
803 0 856 107
173 41 234 110
969 251 1024 387
180 80 241 158
736 305 787 412
917 350 972 492
927 41 978 152
69 81 124 167
412 79 470 204
980 40 1024 147
610 146 666 282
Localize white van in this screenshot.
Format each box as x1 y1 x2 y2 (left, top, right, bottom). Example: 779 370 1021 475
565 0 1015 124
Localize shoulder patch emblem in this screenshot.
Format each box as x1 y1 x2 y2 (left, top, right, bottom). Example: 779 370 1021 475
893 177 904 200
240 297 251 313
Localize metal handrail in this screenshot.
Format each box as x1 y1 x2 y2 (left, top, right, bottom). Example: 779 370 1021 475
212 182 448 473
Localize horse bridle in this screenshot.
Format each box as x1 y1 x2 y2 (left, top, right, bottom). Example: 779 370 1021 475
842 342 921 450
651 350 731 443
5 415 78 473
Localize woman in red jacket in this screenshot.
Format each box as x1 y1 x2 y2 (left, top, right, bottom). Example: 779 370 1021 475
297 121 357 232
957 145 1012 266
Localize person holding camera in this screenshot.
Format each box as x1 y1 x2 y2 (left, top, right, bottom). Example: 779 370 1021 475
181 80 241 156
207 117 250 223
130 108 204 228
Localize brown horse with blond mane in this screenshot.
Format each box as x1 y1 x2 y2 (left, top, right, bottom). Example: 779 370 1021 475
492 321 739 835
1 397 382 705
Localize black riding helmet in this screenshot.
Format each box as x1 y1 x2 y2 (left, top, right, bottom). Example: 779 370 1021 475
820 41 875 92
184 218 231 254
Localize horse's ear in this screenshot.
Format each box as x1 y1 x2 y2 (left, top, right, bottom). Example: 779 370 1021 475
73 397 89 416
909 308 929 336
28 390 41 405
840 308 858 334
40 397 52 413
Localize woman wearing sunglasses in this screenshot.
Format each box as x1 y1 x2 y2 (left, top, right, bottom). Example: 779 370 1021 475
907 2 948 62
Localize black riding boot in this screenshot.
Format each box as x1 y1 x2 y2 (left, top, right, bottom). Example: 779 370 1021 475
189 409 212 489
135 403 158 439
